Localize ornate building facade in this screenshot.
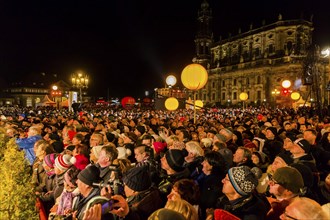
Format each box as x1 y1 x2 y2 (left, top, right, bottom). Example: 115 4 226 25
193 1 329 108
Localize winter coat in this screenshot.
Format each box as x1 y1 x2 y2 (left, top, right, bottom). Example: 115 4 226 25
16 134 42 164
215 193 270 220
72 188 100 220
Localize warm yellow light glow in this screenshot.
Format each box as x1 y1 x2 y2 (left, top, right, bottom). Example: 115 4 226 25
239 92 248 101
166 75 177 87
194 100 203 109
165 97 179 111
291 92 300 100
181 64 208 91
282 80 291 88
52 85 58 90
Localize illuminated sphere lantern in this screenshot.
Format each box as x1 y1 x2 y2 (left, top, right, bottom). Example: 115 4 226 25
282 80 291 88
239 92 248 101
194 100 203 110
121 96 136 109
165 97 179 111
181 64 208 91
291 92 301 101
166 75 177 87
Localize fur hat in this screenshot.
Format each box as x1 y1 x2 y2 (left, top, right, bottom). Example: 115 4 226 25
77 165 101 186
267 127 278 136
165 149 188 172
272 166 304 194
228 166 258 196
123 166 151 192
294 138 311 153
117 146 131 159
55 154 76 171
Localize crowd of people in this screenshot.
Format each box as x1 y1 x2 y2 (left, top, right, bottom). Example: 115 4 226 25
1 104 330 220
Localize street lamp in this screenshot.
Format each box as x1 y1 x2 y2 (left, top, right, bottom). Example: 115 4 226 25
51 85 62 108
272 88 280 107
71 72 89 103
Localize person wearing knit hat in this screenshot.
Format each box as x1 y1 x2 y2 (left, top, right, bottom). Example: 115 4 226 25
292 138 311 154
271 152 294 173
123 166 151 192
267 166 304 219
74 165 102 220
43 153 58 176
220 165 269 219
162 149 188 173
267 127 278 137
77 165 101 187
226 166 258 196
54 154 76 174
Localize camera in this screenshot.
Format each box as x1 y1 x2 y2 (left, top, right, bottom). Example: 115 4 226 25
92 165 124 195
86 196 118 214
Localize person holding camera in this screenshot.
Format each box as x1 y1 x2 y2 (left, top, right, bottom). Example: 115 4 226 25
72 165 102 220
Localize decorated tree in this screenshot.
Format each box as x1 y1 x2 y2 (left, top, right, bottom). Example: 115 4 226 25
0 137 38 219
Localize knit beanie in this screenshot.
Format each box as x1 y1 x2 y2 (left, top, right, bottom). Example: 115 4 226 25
276 152 293 165
55 154 76 171
165 149 188 172
123 166 151 192
73 154 89 171
228 166 258 196
267 127 278 136
272 166 304 194
290 163 314 188
285 132 297 142
294 138 311 153
44 153 58 168
77 165 101 186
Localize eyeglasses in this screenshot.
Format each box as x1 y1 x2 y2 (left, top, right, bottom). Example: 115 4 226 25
282 212 299 220
268 176 279 186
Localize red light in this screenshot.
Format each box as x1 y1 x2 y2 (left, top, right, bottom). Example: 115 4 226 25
281 88 289 96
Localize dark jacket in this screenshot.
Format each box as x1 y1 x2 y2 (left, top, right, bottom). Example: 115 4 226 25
215 193 270 220
73 188 101 220
195 172 224 219
124 187 163 220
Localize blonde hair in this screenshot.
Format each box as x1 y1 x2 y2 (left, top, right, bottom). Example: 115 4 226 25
165 199 198 220
185 141 204 157
289 197 329 219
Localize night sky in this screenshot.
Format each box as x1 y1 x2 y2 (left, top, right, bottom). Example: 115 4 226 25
0 0 329 98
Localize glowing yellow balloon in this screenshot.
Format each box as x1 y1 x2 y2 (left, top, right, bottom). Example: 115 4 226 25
181 64 208 91
194 100 203 110
239 92 248 101
291 92 300 101
165 97 179 111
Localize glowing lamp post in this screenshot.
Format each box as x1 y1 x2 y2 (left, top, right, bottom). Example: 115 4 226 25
239 92 248 110
181 64 208 123
71 72 89 103
51 85 62 108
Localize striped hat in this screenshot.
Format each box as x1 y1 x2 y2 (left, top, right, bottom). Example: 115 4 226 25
44 153 58 168
55 154 76 171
